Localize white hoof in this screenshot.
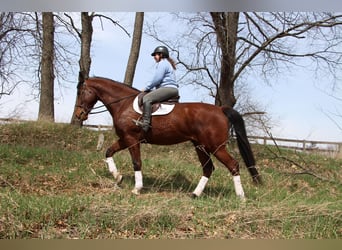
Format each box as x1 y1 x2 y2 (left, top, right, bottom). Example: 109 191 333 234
238 195 246 203
131 188 141 195
113 183 121 190
191 193 199 199
114 174 123 185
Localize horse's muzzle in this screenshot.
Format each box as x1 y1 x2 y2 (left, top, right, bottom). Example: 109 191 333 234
75 107 88 121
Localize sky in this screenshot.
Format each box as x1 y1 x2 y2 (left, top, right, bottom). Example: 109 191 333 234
0 12 341 143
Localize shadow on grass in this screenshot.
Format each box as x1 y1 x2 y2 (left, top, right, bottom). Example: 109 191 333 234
111 171 234 198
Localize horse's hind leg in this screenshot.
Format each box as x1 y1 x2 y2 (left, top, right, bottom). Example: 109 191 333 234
213 146 246 200
192 143 215 197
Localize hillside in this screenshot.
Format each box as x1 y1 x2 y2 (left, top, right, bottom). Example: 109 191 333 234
0 121 341 239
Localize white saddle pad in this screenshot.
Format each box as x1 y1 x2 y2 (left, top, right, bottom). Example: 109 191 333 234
132 96 175 116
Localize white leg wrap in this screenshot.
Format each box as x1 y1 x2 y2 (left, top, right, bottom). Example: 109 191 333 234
132 171 143 194
233 175 245 199
105 157 120 179
192 176 209 197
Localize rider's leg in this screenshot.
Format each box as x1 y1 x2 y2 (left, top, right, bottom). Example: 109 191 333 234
140 87 178 132
141 100 152 132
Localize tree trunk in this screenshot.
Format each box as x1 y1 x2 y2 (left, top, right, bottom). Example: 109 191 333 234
70 12 93 126
210 12 239 108
38 12 55 122
124 12 144 86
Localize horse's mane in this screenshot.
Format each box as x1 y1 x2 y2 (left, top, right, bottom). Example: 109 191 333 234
89 76 140 92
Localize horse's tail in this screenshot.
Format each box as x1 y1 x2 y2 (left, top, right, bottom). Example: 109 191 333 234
222 106 262 184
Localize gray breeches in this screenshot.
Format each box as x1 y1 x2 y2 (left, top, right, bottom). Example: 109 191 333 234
143 87 178 104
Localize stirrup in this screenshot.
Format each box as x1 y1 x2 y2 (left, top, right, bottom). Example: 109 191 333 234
132 119 151 130
132 119 143 126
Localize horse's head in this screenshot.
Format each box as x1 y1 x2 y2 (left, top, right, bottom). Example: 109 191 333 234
75 80 98 121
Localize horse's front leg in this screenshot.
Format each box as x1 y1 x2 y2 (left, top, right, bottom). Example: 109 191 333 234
127 143 143 195
105 139 126 185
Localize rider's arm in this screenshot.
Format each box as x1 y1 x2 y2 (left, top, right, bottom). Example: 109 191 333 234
145 61 167 91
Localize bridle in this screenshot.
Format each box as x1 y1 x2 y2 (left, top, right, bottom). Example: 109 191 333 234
76 84 138 115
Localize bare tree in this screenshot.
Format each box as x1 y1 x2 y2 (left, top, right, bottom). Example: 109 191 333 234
63 12 130 125
0 12 37 99
210 12 239 107
1 12 80 122
124 12 144 86
38 12 55 121
0 12 19 95
146 12 342 135
147 12 342 107
78 13 93 80
65 12 94 126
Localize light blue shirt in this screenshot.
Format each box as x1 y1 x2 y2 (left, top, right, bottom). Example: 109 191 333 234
145 59 177 91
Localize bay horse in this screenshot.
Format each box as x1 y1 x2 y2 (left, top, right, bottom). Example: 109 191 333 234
75 76 261 199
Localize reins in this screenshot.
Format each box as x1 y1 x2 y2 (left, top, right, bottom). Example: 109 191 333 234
89 93 138 115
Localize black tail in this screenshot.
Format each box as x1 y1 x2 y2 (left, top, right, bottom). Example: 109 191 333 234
222 107 262 184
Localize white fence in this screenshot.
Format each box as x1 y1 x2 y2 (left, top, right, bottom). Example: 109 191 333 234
248 135 342 159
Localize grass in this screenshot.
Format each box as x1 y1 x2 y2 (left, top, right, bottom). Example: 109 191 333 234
0 121 341 239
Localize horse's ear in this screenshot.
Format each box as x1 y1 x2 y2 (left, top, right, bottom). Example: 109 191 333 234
79 71 84 83
77 71 86 89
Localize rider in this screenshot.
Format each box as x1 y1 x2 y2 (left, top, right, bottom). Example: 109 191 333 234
138 45 179 132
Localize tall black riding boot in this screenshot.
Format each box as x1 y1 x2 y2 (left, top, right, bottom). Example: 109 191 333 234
141 101 152 132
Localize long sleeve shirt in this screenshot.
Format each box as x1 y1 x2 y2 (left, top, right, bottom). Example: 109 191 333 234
145 59 178 91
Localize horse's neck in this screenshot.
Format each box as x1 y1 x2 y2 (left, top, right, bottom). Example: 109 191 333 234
92 81 136 106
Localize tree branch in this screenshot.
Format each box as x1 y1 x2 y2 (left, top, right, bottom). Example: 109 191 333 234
93 14 131 37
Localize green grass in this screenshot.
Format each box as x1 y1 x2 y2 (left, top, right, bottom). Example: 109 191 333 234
0 121 341 239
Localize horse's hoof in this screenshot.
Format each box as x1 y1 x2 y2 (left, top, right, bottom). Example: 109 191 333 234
113 183 121 190
252 174 263 185
238 195 247 203
115 174 123 185
131 188 141 195
190 193 198 199
112 172 123 185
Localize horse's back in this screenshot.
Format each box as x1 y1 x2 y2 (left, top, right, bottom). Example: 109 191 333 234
173 102 229 135
175 102 227 122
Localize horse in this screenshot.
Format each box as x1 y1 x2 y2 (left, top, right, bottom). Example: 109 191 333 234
75 76 262 199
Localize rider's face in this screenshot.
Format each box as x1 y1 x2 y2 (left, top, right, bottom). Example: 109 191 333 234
154 53 162 62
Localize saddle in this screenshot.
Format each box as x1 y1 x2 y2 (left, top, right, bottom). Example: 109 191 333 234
136 92 180 113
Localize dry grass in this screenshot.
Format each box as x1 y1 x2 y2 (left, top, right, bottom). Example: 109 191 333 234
0 121 341 239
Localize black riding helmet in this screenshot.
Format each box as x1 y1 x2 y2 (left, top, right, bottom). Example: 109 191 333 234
151 46 169 58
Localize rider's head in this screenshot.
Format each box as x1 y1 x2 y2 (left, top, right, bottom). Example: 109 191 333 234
151 46 169 59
